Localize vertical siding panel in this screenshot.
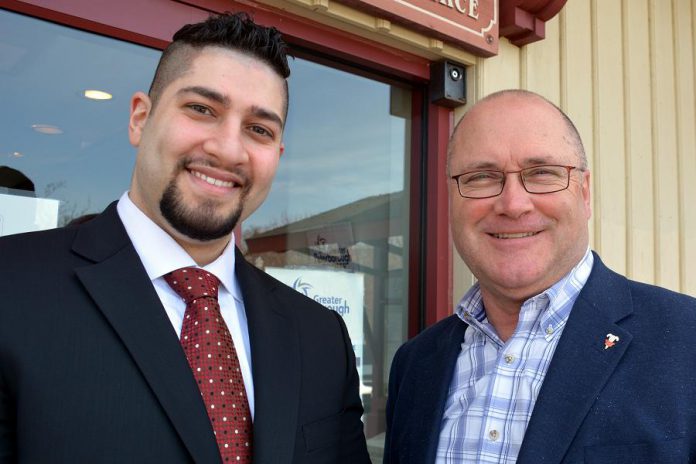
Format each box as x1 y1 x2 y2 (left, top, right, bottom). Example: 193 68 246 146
649 0 681 291
673 0 696 295
592 0 627 272
520 41 528 90
560 0 595 247
623 0 655 284
524 15 561 102
476 39 521 97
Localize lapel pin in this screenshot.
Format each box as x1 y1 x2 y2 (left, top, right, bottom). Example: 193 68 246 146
604 333 620 350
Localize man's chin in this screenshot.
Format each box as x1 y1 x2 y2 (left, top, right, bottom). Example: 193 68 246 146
169 215 238 241
161 206 242 242
159 181 246 242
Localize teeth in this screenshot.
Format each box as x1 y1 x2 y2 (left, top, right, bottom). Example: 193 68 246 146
493 232 538 239
192 170 234 188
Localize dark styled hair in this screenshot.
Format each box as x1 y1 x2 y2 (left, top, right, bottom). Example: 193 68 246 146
148 12 290 119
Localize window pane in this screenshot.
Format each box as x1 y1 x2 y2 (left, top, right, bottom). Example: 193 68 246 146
0 9 159 232
243 57 411 457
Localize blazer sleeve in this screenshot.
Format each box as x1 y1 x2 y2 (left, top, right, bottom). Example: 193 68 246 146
383 341 405 464
333 310 372 463
0 367 16 463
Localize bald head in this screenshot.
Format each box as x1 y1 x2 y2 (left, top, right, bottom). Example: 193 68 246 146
447 90 587 176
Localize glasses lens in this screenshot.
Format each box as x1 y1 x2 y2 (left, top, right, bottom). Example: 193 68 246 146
521 165 569 193
458 171 505 198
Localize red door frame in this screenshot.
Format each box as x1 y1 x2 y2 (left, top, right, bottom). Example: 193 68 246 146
0 0 453 334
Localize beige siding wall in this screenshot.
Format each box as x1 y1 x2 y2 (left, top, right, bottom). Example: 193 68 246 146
453 0 696 302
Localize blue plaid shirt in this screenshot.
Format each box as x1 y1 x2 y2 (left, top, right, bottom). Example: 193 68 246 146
436 249 594 463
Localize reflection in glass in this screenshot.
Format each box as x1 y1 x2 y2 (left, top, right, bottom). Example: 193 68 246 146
0 9 160 232
243 58 411 459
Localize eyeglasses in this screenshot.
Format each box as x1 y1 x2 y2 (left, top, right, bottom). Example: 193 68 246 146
451 165 581 199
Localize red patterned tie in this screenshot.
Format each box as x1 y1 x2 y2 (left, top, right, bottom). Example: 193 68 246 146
164 267 253 463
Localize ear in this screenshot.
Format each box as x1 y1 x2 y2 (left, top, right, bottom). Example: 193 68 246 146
278 142 285 158
128 91 152 147
581 169 592 219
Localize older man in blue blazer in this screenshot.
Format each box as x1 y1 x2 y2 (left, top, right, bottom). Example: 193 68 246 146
384 89 696 463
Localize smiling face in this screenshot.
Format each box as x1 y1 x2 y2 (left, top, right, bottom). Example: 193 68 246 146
128 47 285 262
448 93 592 305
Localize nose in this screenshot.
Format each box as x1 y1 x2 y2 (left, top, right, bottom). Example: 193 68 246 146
493 172 534 218
202 120 249 166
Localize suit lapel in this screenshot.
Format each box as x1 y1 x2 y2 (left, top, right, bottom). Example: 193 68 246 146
406 317 467 463
72 203 222 464
517 255 633 463
235 252 300 464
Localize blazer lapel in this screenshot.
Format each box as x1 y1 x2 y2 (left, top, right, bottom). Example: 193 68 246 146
517 254 633 463
405 317 468 463
72 203 222 464
235 252 300 464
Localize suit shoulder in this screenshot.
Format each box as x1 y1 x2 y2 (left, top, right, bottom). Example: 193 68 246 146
0 227 77 267
587 254 696 322
628 279 696 305
627 278 696 324
0 225 76 246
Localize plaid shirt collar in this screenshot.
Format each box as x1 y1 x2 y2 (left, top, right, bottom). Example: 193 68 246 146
455 248 594 347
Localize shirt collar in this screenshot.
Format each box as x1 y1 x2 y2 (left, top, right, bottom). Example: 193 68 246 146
116 192 241 301
538 248 593 335
456 248 594 335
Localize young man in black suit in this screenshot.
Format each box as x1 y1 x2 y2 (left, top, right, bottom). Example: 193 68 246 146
0 13 369 464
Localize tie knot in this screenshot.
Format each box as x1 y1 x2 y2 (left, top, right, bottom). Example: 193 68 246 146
164 267 220 303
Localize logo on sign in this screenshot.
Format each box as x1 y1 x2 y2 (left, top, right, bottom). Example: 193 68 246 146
291 275 352 316
292 277 313 296
311 233 352 268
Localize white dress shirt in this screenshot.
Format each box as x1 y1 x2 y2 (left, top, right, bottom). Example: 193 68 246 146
116 192 255 417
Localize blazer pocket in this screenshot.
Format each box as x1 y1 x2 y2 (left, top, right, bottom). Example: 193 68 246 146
302 412 342 452
584 438 687 464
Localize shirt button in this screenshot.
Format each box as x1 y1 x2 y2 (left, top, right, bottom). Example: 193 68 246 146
488 429 499 441
504 354 515 364
546 325 554 335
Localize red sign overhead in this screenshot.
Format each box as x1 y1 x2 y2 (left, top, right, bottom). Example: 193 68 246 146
335 0 498 56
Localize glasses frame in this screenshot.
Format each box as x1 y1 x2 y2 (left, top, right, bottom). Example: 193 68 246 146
451 165 581 199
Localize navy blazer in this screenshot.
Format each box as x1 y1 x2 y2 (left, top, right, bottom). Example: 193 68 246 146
384 253 696 463
0 203 370 464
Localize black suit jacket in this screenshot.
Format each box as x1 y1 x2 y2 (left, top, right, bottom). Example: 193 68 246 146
384 253 696 463
0 203 370 463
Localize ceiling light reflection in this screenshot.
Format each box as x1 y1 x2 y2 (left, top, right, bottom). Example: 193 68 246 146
84 89 113 100
32 124 63 135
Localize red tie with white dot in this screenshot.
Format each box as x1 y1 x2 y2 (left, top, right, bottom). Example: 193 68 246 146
164 267 253 463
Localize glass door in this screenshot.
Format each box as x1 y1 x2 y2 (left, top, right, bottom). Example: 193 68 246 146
242 56 412 451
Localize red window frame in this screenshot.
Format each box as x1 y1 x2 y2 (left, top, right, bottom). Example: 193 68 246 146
0 0 453 334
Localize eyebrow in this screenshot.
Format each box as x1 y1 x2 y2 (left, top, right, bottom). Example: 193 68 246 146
520 156 558 167
178 86 230 107
250 105 284 129
463 156 558 171
177 85 284 128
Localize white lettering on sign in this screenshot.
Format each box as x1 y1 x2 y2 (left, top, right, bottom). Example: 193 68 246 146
434 0 479 19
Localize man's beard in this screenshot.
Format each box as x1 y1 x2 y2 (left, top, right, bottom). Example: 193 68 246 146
159 178 248 241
